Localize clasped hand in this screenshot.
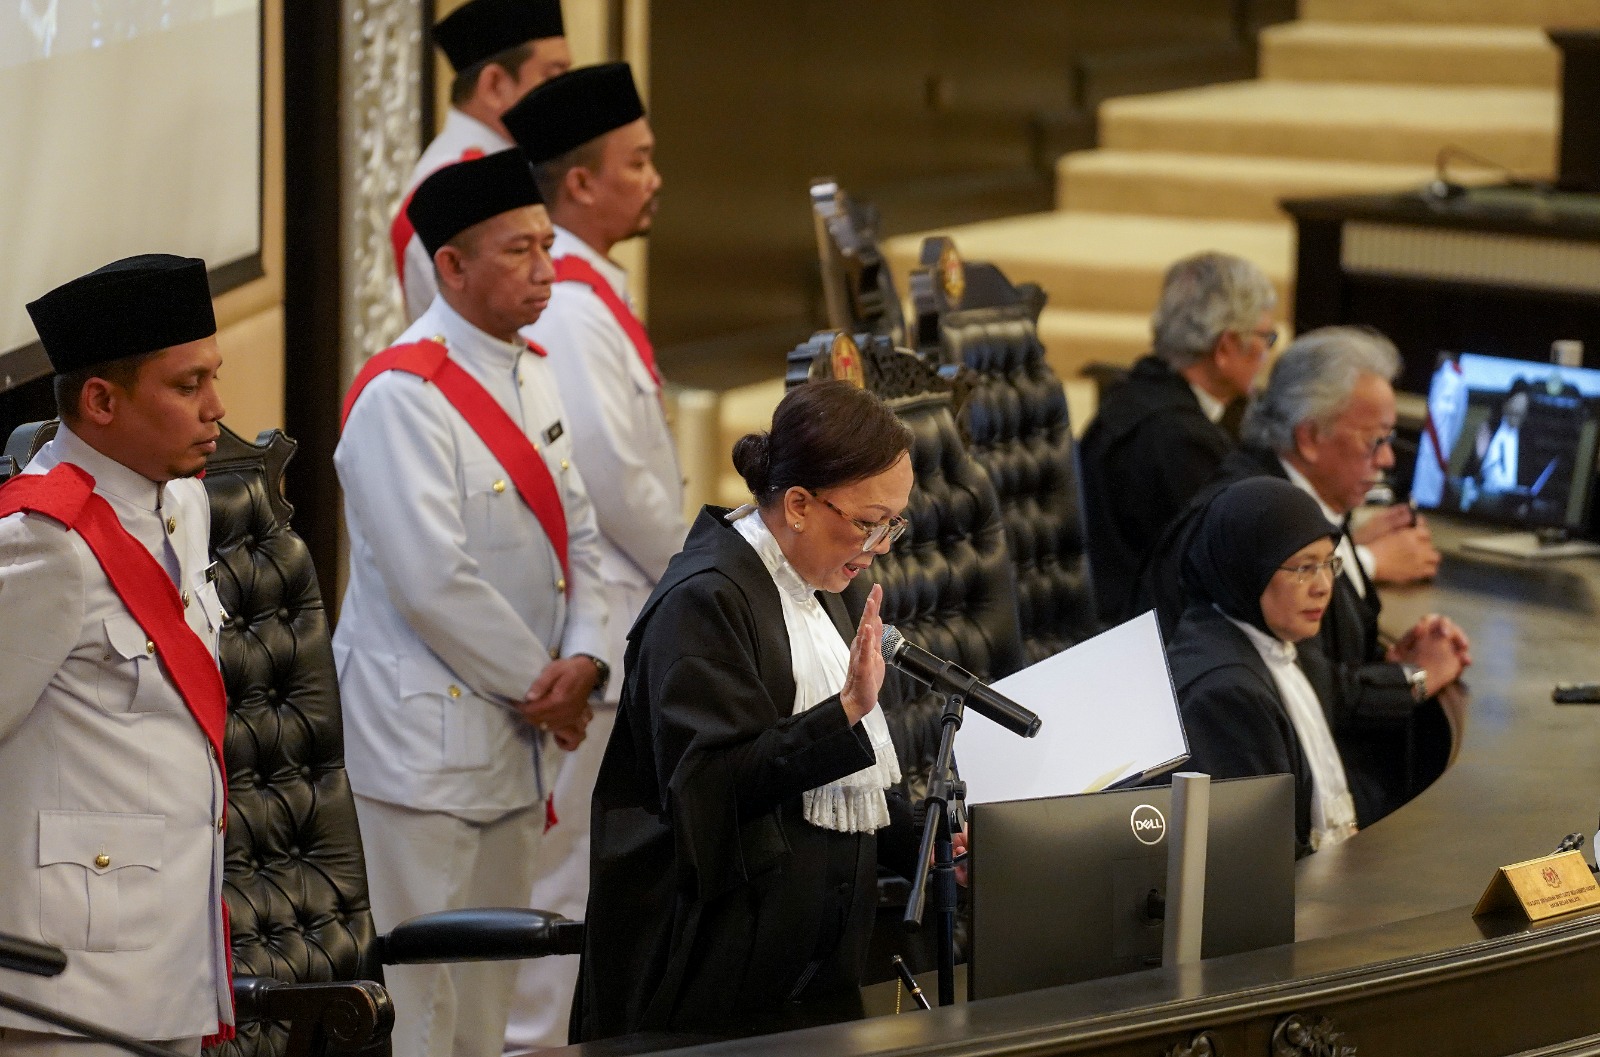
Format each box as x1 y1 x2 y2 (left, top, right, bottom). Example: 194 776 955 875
519 656 599 750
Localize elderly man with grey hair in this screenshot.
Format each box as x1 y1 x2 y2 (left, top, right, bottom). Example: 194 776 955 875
1150 326 1471 823
1080 250 1279 623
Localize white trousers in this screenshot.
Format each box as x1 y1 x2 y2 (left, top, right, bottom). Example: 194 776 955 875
354 795 544 1057
0 1029 200 1056
503 707 615 1053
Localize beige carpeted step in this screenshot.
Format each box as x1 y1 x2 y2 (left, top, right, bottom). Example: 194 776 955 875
1100 81 1557 172
883 211 1293 316
1054 150 1469 223
1301 0 1600 26
1261 23 1559 88
1038 307 1151 381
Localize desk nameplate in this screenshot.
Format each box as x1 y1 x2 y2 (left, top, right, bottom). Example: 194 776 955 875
1473 850 1600 922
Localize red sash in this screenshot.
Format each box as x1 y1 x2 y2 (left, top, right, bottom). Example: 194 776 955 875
0 462 236 1042
342 339 570 582
390 146 487 298
552 255 662 387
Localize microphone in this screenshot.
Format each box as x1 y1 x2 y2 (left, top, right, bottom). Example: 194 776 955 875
880 626 1041 738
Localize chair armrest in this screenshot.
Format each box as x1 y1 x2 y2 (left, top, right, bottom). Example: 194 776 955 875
232 976 392 1057
377 908 584 965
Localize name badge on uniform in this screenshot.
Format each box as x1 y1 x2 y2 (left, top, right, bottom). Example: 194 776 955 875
544 421 564 446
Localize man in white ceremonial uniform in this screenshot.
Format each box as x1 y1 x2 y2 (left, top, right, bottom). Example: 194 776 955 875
337 149 609 1057
499 62 686 1051
392 0 570 321
0 256 233 1055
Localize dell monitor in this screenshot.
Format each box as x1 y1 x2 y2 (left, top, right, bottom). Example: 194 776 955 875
967 774 1296 1001
1411 352 1600 545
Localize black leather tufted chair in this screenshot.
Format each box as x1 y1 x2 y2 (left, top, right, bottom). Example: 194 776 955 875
910 236 1101 665
809 179 907 348
787 334 1023 979
2 422 578 1057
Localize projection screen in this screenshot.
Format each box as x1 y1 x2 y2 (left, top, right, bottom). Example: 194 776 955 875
0 0 262 389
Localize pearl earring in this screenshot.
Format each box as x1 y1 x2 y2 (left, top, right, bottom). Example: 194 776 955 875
793 522 801 531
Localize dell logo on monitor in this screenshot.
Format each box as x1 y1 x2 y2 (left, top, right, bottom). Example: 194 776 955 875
1130 804 1166 845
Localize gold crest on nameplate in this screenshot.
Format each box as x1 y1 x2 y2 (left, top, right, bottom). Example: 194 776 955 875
829 333 865 389
938 242 966 307
1473 849 1600 922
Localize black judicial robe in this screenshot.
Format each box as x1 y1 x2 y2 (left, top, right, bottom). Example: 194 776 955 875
1079 355 1234 624
1138 445 1451 822
1165 604 1314 856
574 507 919 1043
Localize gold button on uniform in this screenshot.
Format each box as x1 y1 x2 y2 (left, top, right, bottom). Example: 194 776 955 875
447 685 462 698
181 590 191 607
95 854 111 868
560 460 569 471
492 480 507 494
556 578 566 592
165 516 176 534
216 817 226 832
145 640 156 656
549 647 560 660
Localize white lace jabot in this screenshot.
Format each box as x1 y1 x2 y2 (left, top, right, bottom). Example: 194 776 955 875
729 506 901 833
1225 611 1359 851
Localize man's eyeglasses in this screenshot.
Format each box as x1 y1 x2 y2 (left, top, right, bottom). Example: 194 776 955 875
1278 554 1343 584
1249 327 1281 351
1354 429 1398 457
809 491 910 551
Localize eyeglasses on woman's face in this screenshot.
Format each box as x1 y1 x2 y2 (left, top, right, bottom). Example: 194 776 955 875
808 490 910 551
1278 553 1344 584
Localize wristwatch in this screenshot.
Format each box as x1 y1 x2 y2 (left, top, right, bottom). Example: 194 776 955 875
575 653 610 697
1400 663 1429 702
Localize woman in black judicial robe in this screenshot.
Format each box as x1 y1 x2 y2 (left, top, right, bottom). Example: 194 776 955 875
574 381 927 1042
1166 477 1357 857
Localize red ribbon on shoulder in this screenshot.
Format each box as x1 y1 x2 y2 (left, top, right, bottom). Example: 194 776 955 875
552 255 662 387
0 462 235 1042
343 339 570 582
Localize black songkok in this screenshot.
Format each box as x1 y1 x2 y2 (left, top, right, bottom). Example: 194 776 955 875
1182 477 1337 637
407 148 543 256
27 255 215 374
434 0 564 73
503 61 645 164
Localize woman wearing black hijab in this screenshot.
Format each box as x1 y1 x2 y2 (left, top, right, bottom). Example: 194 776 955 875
1166 476 1355 856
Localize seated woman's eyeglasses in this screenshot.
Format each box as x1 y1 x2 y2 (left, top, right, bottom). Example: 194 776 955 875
1278 554 1344 584
809 491 910 550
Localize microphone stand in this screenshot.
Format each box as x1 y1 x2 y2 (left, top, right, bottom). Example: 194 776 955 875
903 690 966 1008
0 990 177 1057
0 932 176 1057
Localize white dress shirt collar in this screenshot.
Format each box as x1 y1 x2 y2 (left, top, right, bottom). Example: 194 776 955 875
1189 382 1227 424
45 423 165 511
441 107 513 154
430 295 528 374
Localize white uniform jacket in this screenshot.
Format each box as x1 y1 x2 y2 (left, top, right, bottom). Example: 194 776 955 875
524 227 686 698
0 426 231 1040
394 109 514 323
334 297 609 820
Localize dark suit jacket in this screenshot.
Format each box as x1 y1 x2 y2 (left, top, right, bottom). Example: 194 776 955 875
1080 356 1234 624
1165 604 1314 857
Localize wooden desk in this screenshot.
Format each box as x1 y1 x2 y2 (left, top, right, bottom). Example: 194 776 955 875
1298 517 1600 940
553 526 1600 1056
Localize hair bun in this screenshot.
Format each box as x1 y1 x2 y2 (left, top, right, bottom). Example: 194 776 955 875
731 431 772 496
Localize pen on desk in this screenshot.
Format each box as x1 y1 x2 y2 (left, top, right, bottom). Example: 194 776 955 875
892 955 932 1011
